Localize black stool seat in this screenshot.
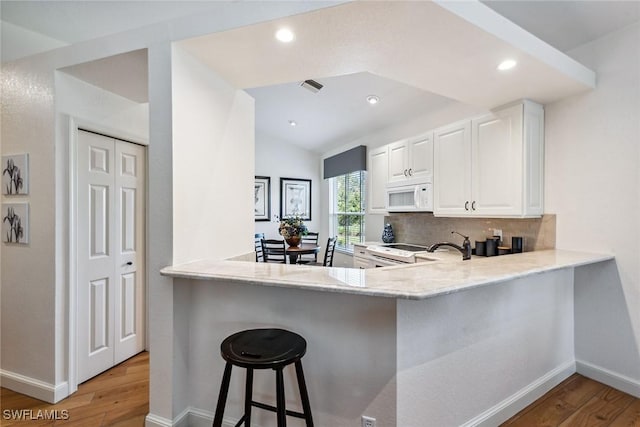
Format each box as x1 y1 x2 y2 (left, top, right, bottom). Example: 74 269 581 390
213 328 314 427
222 328 306 369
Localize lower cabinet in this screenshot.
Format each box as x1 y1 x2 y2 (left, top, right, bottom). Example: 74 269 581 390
353 243 370 269
434 100 544 218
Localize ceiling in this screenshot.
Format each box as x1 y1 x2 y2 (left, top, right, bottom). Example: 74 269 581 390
2 1 639 153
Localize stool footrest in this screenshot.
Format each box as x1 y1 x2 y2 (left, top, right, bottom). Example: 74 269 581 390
251 400 307 419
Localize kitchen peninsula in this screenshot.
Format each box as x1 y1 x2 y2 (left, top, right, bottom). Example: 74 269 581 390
162 249 612 426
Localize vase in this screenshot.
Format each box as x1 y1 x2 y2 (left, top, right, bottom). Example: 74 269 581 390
382 223 395 243
285 235 301 247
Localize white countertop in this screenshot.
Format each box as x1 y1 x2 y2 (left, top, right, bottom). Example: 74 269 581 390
160 249 613 300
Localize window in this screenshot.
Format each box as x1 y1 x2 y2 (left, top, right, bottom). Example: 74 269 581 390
329 171 365 253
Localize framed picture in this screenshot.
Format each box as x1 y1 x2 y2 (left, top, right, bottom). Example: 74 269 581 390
280 177 311 220
2 203 29 244
2 153 29 195
254 176 271 221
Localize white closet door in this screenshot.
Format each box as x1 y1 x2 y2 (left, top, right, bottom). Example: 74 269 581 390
77 130 146 383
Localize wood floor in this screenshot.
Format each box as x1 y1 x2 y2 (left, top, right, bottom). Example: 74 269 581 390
0 352 148 426
1 353 639 426
502 373 640 426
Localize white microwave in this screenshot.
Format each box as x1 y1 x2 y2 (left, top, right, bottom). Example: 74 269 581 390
386 183 433 212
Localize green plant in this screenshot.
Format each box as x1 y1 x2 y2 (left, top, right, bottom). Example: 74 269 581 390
279 216 308 239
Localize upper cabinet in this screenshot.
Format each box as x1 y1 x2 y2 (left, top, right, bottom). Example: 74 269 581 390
387 132 434 186
368 145 389 214
433 121 472 216
434 100 544 218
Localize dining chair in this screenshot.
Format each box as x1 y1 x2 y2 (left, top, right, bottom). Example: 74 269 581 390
254 233 265 262
310 237 337 267
261 239 287 264
322 237 338 266
297 232 319 264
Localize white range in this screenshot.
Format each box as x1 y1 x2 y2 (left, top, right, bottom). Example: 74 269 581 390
365 243 430 267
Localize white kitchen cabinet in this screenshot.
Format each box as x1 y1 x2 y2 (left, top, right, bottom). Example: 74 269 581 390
433 121 472 216
352 243 370 269
387 132 434 186
368 145 389 214
434 100 544 218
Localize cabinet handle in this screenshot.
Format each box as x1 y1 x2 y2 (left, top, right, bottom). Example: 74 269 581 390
464 201 469 211
403 169 408 177
472 201 476 210
408 168 413 176
126 261 133 266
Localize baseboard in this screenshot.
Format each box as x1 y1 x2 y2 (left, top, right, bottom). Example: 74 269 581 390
576 359 640 398
460 361 576 427
0 370 68 404
145 406 189 427
145 413 173 427
146 406 239 427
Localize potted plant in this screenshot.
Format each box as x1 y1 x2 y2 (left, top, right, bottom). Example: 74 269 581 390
279 216 308 247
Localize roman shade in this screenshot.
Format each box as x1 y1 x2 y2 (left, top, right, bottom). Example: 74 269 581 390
323 145 367 179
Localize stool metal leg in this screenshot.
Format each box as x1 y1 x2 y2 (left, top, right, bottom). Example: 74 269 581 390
295 360 314 427
213 362 233 427
275 368 287 427
244 368 253 427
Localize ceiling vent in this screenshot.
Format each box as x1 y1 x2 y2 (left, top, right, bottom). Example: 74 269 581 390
300 79 323 93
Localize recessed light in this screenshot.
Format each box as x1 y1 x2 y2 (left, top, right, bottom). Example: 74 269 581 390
497 59 517 71
288 120 297 127
275 28 295 43
366 95 380 105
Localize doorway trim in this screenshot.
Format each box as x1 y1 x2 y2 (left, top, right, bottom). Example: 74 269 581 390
67 116 149 395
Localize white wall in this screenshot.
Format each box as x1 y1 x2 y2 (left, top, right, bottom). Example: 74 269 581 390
545 22 640 392
181 278 397 427
1 55 57 390
254 133 321 239
171 45 255 264
398 268 575 426
1 20 67 63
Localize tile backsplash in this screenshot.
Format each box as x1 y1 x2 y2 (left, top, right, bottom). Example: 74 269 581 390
384 213 556 252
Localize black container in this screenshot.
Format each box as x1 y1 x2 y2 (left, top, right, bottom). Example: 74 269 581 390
512 236 524 253
485 238 498 257
475 240 486 256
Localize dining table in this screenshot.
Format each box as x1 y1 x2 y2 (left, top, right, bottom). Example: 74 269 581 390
285 243 321 264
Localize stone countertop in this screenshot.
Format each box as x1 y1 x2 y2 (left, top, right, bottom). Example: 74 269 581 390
160 249 613 300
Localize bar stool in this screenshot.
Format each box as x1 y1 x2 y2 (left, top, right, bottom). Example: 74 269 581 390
212 328 314 427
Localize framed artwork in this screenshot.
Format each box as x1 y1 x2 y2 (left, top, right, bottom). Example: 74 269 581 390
280 177 311 220
2 203 29 244
2 153 29 195
254 176 271 221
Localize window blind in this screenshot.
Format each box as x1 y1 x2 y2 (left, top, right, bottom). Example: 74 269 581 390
323 145 367 179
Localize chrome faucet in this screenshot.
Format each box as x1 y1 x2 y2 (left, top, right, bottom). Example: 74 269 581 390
427 231 472 261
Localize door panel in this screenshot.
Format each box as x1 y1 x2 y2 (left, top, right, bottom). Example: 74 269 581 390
121 272 136 338
77 130 146 383
433 121 471 216
408 134 433 181
387 140 409 183
121 188 136 252
90 185 109 257
472 104 523 216
78 131 116 382
114 140 145 364
90 278 109 353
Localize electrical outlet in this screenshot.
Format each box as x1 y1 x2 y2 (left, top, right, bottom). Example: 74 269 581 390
493 228 503 241
362 415 376 427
